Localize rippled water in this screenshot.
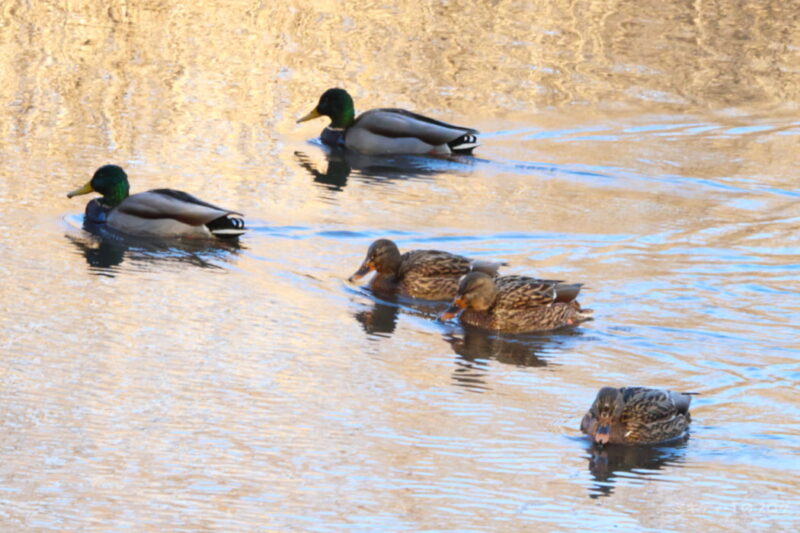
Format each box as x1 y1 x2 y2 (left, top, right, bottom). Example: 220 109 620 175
1 0 799 530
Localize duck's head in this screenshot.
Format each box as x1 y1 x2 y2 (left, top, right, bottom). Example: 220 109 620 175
348 239 402 282
440 272 497 320
67 165 130 207
298 88 355 129
591 387 624 445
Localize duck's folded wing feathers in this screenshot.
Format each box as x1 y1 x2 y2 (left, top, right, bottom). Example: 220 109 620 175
355 109 478 145
399 250 472 277
621 388 690 423
494 275 569 309
117 189 243 226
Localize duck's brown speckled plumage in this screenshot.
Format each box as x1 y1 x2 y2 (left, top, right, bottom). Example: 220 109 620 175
349 239 503 301
580 387 692 446
441 272 592 333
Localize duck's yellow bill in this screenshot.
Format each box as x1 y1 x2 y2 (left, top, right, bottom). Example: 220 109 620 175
297 108 321 123
67 181 94 198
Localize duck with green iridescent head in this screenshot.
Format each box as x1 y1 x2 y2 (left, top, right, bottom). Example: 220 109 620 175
297 88 479 155
580 387 693 446
67 165 245 239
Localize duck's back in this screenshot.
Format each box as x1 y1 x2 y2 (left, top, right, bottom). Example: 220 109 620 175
620 387 692 422
399 250 471 278
619 387 692 444
108 189 240 237
347 109 477 154
395 250 472 300
492 275 568 310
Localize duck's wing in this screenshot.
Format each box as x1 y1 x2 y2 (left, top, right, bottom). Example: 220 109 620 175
354 109 478 145
620 387 692 423
399 250 472 278
493 275 576 309
117 189 243 226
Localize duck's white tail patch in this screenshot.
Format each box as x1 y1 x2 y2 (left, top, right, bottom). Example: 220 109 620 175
449 133 480 155
207 215 246 238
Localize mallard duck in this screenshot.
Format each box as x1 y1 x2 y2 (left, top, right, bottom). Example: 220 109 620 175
439 271 592 333
297 88 479 155
67 165 245 239
348 239 504 300
580 387 692 446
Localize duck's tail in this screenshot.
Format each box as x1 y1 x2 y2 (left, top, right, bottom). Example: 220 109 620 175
574 307 594 323
449 133 480 155
469 259 507 277
554 282 583 303
207 215 246 238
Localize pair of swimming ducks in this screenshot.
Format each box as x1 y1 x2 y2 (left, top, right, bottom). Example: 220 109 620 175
66 88 692 447
66 88 476 238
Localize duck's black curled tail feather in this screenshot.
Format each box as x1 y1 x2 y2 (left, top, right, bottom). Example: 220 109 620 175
206 215 246 238
449 133 480 155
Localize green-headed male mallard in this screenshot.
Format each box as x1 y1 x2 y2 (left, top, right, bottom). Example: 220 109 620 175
439 271 592 333
580 387 693 446
348 238 504 300
297 88 479 155
67 165 245 239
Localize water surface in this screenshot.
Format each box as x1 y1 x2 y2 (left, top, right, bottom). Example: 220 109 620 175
1 0 799 530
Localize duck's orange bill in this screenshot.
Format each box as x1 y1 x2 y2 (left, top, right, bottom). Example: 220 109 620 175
439 298 466 321
594 424 611 445
348 260 374 282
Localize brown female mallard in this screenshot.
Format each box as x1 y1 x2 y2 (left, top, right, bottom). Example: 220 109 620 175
348 239 504 300
439 271 592 333
580 387 692 446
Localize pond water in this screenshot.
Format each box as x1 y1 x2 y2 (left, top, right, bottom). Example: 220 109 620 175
1 0 799 530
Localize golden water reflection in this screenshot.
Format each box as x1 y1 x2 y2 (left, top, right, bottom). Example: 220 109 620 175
1 0 799 530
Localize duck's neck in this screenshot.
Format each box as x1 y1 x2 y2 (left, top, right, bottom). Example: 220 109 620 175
329 107 355 129
370 274 399 295
102 181 129 208
474 287 498 312
379 249 403 278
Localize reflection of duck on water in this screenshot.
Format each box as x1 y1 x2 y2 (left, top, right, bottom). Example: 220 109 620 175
447 327 546 392
446 326 587 391
352 289 450 338
294 146 476 190
353 296 400 337
65 232 127 270
585 439 688 499
294 150 350 190
445 325 554 368
65 223 242 273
